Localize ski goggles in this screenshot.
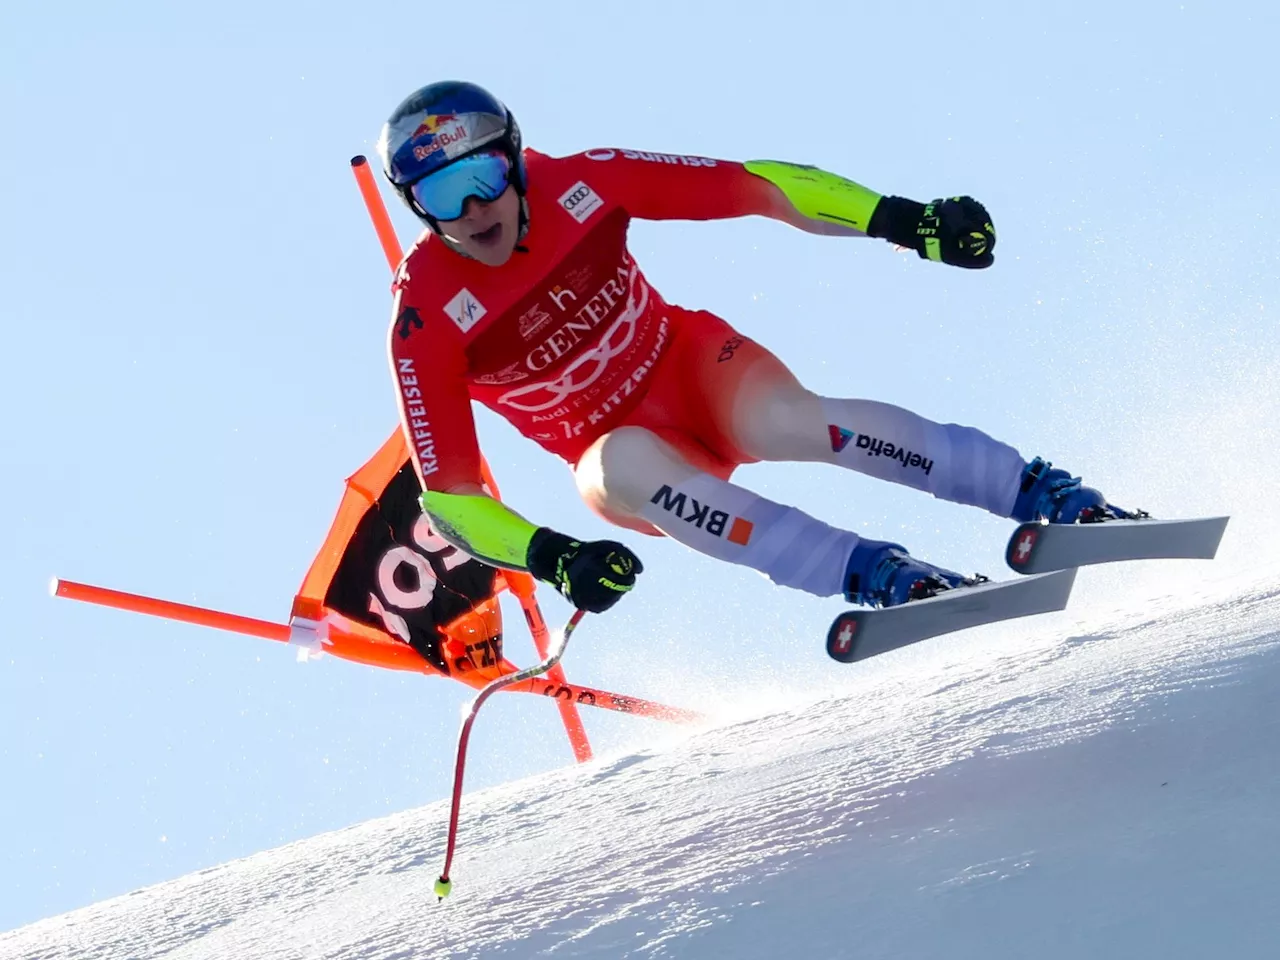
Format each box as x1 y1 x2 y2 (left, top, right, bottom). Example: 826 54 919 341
408 150 512 222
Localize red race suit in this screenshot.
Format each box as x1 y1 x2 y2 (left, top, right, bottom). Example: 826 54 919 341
388 148 785 491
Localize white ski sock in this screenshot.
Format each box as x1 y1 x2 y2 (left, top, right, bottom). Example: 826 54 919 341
729 386 1027 517
819 397 1026 516
577 427 860 597
637 471 860 598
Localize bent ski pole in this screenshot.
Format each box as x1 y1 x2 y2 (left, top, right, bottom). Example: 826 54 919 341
435 609 587 901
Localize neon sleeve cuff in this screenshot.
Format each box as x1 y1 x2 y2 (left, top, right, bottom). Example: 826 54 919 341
743 159 883 233
420 491 540 570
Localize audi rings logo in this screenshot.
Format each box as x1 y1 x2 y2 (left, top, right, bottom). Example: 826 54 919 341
584 149 616 162
558 181 603 223
498 265 649 413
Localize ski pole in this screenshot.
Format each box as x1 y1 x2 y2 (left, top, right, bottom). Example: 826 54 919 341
435 608 587 901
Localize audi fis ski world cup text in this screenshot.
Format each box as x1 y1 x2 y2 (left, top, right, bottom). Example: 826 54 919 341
550 316 669 441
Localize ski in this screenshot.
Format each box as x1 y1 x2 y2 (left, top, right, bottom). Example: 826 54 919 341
826 569 1076 664
1006 515 1230 575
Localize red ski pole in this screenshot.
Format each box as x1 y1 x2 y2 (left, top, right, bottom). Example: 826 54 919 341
435 608 588 900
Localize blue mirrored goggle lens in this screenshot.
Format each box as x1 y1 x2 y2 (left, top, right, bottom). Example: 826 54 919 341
409 151 512 221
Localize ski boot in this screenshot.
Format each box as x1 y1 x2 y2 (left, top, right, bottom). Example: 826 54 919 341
1011 457 1140 524
843 540 984 609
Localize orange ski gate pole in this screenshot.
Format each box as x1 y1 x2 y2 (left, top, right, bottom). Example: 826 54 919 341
51 578 702 722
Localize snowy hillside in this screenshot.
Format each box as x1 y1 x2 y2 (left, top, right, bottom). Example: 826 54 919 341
5 574 1279 960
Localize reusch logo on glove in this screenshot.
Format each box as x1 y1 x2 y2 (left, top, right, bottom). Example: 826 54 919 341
650 486 753 545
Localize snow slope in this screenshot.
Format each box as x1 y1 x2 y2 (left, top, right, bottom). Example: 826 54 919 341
5 574 1280 960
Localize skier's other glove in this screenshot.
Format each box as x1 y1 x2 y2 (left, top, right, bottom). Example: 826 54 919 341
526 528 643 613
868 195 996 269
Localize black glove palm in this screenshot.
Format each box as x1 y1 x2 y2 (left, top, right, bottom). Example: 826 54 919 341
868 195 996 269
526 528 642 614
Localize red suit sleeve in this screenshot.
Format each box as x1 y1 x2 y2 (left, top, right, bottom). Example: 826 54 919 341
578 150 785 222
387 288 484 493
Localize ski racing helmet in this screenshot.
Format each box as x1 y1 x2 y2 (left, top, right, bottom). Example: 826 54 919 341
376 80 528 247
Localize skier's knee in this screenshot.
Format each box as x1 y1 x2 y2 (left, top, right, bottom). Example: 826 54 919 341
576 427 691 518
733 385 825 461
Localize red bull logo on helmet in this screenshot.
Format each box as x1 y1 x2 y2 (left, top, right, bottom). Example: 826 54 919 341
393 110 505 172
411 115 469 162
411 113 458 139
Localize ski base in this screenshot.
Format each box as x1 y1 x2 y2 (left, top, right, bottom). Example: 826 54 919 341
1006 515 1229 575
826 569 1076 664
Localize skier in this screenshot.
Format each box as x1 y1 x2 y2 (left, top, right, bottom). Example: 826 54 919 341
377 80 1132 616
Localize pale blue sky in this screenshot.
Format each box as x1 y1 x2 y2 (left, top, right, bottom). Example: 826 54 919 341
2 0 1277 933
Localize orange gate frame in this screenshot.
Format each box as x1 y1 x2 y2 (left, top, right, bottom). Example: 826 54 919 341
50 578 701 725
48 155 706 750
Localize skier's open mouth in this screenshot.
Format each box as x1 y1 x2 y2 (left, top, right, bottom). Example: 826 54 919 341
471 223 503 246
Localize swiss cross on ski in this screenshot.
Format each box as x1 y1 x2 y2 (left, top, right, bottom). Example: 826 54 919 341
1011 526 1040 567
373 79 1229 657
832 619 858 657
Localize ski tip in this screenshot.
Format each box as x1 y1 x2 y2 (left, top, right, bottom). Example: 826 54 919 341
826 612 863 663
1205 515 1231 555
1006 521 1044 573
1007 514 1233 575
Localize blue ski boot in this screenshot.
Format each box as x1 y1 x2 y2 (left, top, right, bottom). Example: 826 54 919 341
843 539 983 609
1011 457 1137 524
